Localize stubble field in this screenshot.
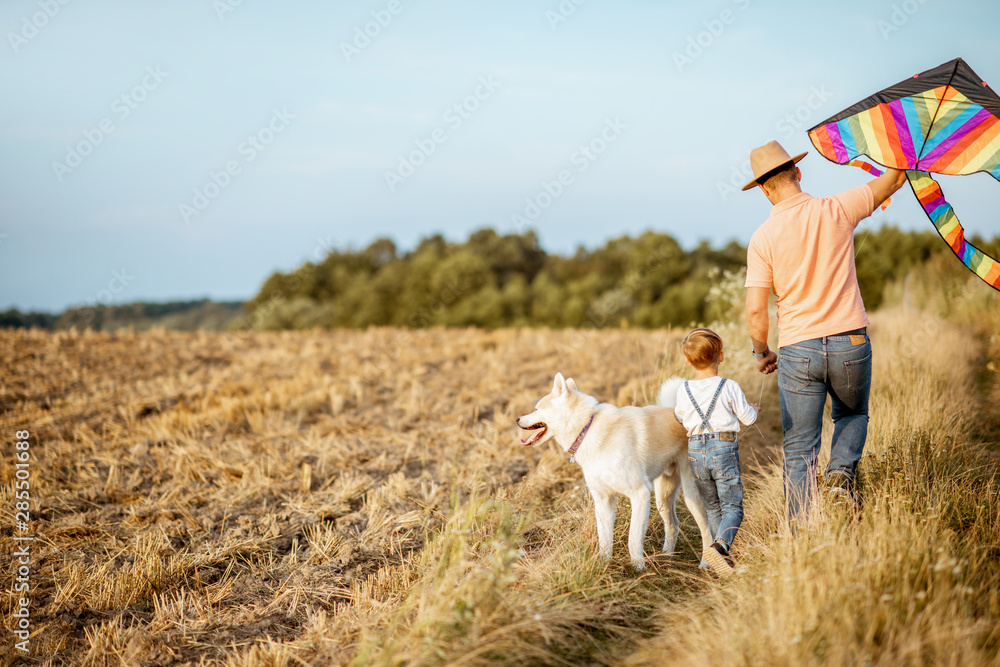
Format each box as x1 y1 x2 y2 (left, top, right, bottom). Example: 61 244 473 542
1 300 998 665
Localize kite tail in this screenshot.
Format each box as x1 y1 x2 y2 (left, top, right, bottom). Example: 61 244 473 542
907 170 1000 291
847 159 891 210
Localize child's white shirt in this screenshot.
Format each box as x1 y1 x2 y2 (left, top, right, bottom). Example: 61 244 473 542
674 376 757 436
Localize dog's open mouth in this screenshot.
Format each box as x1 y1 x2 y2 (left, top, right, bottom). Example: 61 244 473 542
519 422 547 446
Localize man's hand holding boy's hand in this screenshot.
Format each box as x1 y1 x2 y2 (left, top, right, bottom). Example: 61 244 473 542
756 350 777 374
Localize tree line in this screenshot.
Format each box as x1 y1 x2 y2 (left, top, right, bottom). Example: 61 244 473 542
239 225 998 331
238 229 742 331
0 300 242 332
4 226 995 332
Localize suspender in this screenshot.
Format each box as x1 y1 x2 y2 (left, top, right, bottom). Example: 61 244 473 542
684 378 727 434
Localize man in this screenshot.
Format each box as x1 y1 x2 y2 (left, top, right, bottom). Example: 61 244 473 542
741 140 906 524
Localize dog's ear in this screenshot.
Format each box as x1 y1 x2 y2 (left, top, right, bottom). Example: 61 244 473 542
552 372 567 396
565 378 577 392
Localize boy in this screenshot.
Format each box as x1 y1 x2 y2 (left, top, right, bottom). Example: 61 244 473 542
674 328 757 576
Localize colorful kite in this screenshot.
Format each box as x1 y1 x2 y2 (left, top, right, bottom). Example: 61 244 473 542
808 58 1000 291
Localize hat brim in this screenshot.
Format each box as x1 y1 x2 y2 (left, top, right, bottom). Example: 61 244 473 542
741 151 808 192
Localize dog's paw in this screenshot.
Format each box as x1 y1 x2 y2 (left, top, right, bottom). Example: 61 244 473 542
631 559 646 571
698 558 711 570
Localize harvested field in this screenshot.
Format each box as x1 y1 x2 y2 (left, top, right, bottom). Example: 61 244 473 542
1 306 998 665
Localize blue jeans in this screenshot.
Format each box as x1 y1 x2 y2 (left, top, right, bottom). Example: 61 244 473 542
777 332 872 523
687 434 744 548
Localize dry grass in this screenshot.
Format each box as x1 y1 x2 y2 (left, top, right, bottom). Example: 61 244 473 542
624 306 1000 666
0 327 728 665
1 285 998 665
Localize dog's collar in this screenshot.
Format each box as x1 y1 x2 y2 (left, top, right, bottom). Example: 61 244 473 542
567 413 595 462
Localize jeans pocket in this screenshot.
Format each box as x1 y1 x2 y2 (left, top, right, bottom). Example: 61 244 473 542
779 353 810 391
845 350 872 392
688 455 702 480
711 449 741 480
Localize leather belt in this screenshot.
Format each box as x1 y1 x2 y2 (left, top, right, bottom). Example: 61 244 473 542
688 431 736 443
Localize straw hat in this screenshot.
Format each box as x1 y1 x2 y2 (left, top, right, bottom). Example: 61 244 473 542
741 140 807 191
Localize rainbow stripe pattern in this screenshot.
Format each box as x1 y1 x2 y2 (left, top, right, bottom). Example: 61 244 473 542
808 58 1000 291
908 171 1000 287
846 159 891 209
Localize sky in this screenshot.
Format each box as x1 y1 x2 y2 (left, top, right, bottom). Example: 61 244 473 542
2 0 999 312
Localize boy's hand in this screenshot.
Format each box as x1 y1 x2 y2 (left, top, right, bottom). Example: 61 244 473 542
749 402 759 413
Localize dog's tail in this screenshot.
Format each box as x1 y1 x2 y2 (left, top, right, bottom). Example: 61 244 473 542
657 376 686 408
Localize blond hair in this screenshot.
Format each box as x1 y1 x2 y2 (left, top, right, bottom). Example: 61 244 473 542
682 328 724 369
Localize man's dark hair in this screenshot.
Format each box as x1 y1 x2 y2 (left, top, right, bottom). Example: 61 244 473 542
760 162 798 190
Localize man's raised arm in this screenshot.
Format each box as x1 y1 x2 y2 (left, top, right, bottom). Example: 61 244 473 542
868 168 907 210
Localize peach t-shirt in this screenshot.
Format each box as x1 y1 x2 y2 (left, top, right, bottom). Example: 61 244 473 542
745 185 875 348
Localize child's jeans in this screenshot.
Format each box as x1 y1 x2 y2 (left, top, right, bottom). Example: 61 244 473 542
687 432 744 548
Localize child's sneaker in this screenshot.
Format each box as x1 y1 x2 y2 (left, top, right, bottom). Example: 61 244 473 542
703 540 735 576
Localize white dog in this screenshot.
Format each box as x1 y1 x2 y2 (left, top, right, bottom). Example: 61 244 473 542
517 373 714 569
